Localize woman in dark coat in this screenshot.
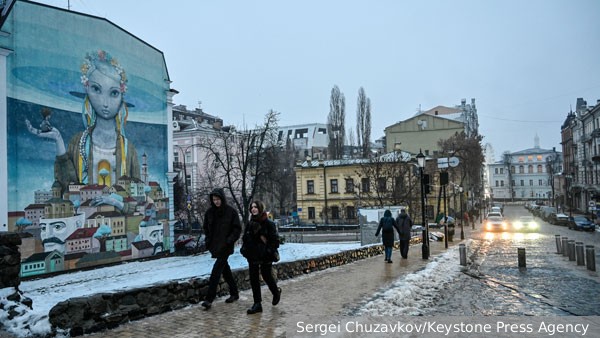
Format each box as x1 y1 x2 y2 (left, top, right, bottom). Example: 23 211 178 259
375 209 401 263
240 200 281 314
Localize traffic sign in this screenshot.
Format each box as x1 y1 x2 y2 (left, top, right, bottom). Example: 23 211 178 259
437 156 460 169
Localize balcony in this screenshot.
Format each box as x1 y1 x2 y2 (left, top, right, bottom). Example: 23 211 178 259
173 162 184 171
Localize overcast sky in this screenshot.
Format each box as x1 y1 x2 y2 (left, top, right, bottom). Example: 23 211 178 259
35 0 600 160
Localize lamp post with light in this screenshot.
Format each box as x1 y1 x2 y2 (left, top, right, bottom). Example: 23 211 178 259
417 150 429 259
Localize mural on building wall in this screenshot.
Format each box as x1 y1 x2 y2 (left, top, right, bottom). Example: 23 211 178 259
3 2 171 275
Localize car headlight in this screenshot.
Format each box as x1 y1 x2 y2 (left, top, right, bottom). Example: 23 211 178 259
486 223 492 230
514 222 523 229
502 222 507 229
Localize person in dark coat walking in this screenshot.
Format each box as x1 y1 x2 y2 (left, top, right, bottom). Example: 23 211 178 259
396 209 414 259
240 200 281 314
201 188 242 310
375 209 401 263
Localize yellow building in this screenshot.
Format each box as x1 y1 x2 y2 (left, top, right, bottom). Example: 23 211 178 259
295 155 421 224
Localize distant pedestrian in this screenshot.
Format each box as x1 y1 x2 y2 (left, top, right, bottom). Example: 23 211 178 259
396 209 414 259
240 200 282 314
375 209 401 263
201 188 242 310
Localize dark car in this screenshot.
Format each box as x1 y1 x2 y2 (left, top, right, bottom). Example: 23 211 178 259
567 216 595 231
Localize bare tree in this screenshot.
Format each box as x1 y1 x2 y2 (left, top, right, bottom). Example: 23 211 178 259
197 110 280 221
256 137 296 218
356 87 371 158
355 154 418 208
438 131 485 209
327 85 345 159
347 127 356 158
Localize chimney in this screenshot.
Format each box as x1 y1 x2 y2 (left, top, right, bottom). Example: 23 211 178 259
213 118 223 130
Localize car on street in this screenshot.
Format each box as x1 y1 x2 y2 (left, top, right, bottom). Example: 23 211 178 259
567 216 596 231
511 216 539 232
549 212 569 226
484 216 509 232
486 211 503 219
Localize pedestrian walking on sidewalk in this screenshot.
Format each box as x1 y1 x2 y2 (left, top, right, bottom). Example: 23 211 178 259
240 201 282 314
201 188 242 310
396 209 414 259
375 209 401 263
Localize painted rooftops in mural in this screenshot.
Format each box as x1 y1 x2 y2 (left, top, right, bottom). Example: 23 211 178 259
2 0 172 273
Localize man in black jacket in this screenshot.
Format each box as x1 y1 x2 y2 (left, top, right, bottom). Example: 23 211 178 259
201 188 242 310
396 209 413 259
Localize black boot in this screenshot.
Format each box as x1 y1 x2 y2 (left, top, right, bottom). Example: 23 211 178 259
247 303 263 314
272 287 282 306
225 294 239 303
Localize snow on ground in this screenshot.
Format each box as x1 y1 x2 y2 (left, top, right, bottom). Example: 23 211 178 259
2 242 361 337
3 241 465 337
354 242 465 316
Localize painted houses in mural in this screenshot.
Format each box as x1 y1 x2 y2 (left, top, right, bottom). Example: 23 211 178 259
0 0 176 275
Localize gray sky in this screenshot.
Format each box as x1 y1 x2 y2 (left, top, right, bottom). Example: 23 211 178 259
37 0 600 160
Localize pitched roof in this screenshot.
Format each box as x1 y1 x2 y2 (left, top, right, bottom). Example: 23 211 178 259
23 251 62 263
132 240 153 250
66 227 99 241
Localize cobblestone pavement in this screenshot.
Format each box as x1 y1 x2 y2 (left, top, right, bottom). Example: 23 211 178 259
425 206 600 316
83 230 469 338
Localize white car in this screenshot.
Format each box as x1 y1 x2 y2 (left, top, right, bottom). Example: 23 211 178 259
512 216 539 232
486 211 503 218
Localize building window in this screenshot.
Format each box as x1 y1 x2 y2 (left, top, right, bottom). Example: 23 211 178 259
345 178 354 193
500 180 504 187
528 165 533 173
362 178 370 193
307 180 314 194
537 165 543 173
331 206 340 219
539 179 543 186
500 168 504 174
529 179 533 186
330 179 338 193
346 206 355 219
519 165 524 173
518 156 524 162
527 155 533 161
520 180 524 186
377 177 387 192
308 207 316 219
512 180 515 186
537 155 543 161
495 168 498 174
511 166 515 174
495 180 499 187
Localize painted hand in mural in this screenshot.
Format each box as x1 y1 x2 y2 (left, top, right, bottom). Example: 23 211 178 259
91 195 125 210
24 119 67 156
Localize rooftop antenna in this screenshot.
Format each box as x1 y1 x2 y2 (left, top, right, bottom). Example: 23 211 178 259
68 0 71 10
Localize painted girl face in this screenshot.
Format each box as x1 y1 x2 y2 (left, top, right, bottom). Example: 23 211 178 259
86 67 123 120
251 204 259 215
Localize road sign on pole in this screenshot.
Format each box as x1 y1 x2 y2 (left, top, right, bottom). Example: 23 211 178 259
437 157 460 169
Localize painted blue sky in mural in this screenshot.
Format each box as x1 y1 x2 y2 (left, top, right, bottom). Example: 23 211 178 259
36 0 600 159
8 99 167 210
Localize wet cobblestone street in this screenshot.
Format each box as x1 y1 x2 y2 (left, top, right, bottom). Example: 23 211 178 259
424 206 600 316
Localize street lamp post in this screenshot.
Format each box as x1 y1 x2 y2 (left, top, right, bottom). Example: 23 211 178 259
417 150 429 260
175 143 201 233
459 186 464 240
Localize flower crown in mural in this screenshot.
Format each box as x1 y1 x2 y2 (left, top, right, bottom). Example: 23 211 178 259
80 50 128 93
